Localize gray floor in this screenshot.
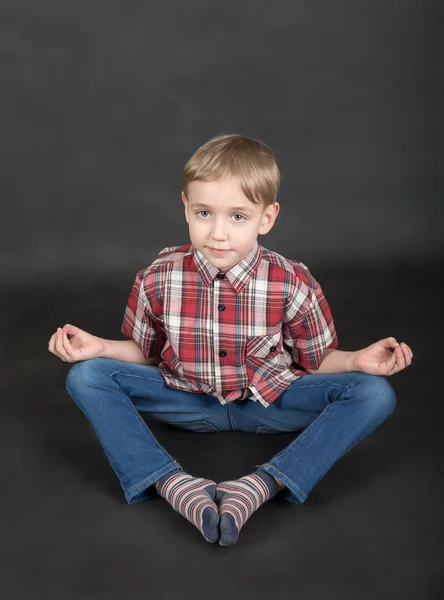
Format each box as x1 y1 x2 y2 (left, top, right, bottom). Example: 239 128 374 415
1 262 442 600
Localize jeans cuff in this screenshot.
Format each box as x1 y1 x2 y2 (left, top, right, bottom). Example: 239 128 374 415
124 461 182 504
257 463 308 505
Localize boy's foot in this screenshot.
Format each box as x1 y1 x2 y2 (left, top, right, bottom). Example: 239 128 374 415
216 470 280 546
156 469 219 543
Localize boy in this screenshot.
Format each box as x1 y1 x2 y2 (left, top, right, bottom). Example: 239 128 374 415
48 134 413 546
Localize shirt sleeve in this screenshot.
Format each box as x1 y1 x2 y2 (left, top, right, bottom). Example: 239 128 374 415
121 271 166 359
283 274 338 371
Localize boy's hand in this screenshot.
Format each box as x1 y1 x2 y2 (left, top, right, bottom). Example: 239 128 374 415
351 337 413 376
48 324 105 363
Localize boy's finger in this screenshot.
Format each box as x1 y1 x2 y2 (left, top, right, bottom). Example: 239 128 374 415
386 337 399 349
401 344 412 363
394 347 406 372
48 334 55 353
55 328 71 362
61 331 78 361
402 343 413 360
63 324 79 336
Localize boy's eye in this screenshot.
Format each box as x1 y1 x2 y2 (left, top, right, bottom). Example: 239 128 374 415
195 211 246 221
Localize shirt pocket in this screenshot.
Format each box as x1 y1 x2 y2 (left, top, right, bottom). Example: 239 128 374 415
245 325 282 359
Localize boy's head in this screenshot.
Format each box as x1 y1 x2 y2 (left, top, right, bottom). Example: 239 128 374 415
181 134 281 272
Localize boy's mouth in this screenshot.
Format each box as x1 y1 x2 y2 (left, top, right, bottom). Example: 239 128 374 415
207 247 230 255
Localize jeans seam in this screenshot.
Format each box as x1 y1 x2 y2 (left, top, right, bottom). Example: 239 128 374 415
227 403 238 431
260 463 307 499
109 369 164 385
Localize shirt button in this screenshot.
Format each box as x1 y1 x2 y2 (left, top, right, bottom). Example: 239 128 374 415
270 346 277 353
219 350 227 357
218 304 226 311
216 273 225 279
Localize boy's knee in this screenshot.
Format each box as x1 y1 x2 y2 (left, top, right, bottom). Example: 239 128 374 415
65 358 108 394
360 374 396 418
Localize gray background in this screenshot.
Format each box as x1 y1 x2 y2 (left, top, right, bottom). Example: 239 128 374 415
2 0 443 283
2 2 444 599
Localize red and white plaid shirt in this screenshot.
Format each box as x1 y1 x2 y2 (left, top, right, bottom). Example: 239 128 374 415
121 241 338 407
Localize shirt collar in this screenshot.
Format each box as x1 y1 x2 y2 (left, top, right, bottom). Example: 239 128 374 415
192 241 262 293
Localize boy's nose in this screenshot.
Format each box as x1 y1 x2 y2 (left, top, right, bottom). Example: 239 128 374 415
210 219 228 241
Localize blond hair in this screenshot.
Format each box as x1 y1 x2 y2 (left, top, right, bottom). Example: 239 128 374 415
182 134 280 206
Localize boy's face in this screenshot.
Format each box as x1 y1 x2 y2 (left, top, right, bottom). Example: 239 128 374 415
182 177 280 272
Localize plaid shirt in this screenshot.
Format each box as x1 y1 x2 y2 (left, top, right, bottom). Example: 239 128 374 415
121 242 338 407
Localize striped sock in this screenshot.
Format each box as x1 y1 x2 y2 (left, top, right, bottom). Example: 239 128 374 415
215 470 280 546
156 470 219 543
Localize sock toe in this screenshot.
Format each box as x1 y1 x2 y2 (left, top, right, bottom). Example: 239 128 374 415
157 472 220 543
202 505 220 543
219 512 239 546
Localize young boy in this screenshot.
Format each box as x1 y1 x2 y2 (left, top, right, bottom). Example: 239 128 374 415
48 134 413 546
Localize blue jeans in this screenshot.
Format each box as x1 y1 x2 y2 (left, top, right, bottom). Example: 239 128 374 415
65 358 396 505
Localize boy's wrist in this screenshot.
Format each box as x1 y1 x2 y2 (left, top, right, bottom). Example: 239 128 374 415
348 351 360 372
100 338 129 360
99 338 111 358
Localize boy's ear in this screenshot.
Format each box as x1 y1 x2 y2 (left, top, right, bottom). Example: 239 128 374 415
181 191 190 224
258 202 280 235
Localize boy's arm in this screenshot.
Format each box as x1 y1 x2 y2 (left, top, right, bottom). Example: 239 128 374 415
306 348 357 374
101 338 161 366
309 338 413 377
